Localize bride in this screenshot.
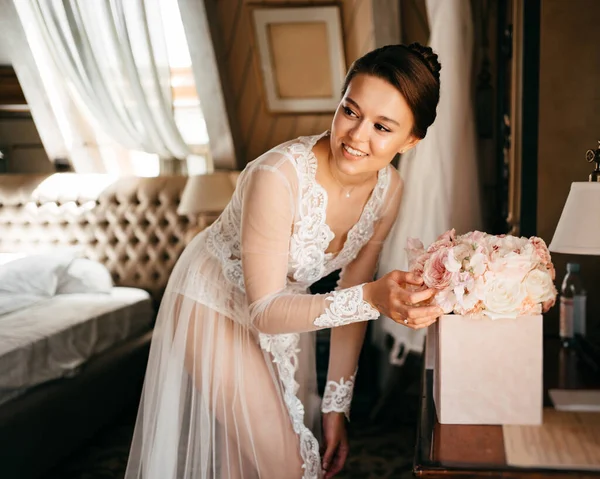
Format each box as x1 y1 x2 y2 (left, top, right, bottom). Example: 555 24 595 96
125 43 443 479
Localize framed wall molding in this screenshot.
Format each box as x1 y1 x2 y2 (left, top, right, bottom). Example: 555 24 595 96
252 6 346 113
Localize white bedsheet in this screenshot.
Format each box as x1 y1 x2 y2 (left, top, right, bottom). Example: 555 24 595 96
0 287 153 404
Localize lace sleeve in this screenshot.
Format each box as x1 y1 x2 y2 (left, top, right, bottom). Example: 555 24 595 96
321 370 357 421
314 284 379 328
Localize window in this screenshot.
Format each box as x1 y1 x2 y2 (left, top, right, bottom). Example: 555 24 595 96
162 0 210 175
134 0 210 177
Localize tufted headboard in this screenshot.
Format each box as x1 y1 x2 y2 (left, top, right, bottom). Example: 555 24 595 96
0 174 221 304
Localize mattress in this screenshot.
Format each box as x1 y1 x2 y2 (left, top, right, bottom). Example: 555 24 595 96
0 287 153 405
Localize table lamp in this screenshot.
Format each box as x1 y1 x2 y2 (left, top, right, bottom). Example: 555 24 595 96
177 171 238 216
549 141 600 368
549 142 600 254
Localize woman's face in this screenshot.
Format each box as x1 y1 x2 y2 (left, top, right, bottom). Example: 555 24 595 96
330 73 419 177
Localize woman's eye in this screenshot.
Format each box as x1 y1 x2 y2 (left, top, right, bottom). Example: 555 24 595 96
343 106 357 117
375 123 391 132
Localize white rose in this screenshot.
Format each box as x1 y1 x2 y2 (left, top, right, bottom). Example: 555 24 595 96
488 251 532 282
524 268 556 303
482 273 527 320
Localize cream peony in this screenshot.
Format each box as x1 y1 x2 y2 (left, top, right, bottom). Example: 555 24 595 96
482 273 528 320
524 268 557 304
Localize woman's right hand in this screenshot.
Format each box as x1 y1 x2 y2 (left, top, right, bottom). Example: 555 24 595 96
363 270 443 329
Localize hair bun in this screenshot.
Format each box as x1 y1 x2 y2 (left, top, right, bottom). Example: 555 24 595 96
407 43 441 82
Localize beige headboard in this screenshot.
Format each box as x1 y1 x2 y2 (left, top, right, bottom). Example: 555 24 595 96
0 174 220 303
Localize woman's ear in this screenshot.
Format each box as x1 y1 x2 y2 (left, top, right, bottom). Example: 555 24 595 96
399 136 420 154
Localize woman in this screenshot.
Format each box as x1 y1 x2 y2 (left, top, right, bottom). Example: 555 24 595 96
126 43 443 479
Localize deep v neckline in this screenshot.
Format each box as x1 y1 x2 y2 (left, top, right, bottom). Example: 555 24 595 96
306 136 385 259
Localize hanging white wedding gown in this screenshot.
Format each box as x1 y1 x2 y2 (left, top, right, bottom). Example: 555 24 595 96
125 132 402 479
374 0 482 367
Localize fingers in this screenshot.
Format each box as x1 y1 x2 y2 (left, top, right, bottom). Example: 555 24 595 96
324 439 349 479
322 442 336 473
397 315 439 330
389 301 443 328
388 270 424 286
397 286 436 305
411 317 439 330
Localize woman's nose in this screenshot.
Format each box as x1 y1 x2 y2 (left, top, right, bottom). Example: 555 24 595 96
349 121 369 142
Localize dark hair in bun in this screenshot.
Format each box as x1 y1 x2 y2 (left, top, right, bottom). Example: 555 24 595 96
341 43 441 139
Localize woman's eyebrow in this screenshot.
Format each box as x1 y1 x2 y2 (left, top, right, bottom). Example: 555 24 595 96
345 97 399 126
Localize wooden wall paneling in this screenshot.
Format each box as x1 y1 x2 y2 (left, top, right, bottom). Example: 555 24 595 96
216 0 376 164
0 0 66 163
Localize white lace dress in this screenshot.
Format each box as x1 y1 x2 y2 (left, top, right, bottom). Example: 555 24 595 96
125 132 403 479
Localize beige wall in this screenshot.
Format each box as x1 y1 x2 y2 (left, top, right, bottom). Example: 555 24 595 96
215 0 376 164
537 0 600 337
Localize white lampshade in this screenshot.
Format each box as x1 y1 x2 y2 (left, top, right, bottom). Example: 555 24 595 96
549 182 600 255
177 171 239 215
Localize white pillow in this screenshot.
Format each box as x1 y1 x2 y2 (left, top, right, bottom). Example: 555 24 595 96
57 258 113 294
0 253 74 296
0 253 27 266
0 253 75 315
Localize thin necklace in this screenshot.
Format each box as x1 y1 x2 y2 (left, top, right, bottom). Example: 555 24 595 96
328 151 355 198
333 175 355 198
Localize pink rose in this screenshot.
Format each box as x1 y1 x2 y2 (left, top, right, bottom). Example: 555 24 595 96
530 236 552 267
459 230 486 247
423 249 452 290
410 252 430 276
426 228 456 254
438 228 456 243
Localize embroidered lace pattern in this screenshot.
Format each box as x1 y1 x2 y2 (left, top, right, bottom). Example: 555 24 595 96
289 135 390 286
288 138 333 285
205 207 245 292
321 371 357 421
259 333 321 479
314 284 380 328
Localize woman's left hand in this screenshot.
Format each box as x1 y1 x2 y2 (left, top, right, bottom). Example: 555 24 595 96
321 412 349 478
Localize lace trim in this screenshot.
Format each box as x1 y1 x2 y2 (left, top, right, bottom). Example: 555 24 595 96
321 371 357 421
258 333 321 479
289 134 332 285
290 134 391 285
329 166 389 272
314 284 380 328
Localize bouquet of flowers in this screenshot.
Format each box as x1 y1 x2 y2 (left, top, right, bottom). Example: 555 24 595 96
406 229 557 319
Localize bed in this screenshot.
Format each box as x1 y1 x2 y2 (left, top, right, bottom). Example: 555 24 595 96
0 173 220 479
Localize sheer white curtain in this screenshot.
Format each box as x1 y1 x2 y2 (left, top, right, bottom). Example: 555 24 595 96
15 0 198 174
373 0 482 367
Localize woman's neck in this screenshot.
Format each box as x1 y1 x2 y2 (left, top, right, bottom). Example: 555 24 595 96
315 137 376 189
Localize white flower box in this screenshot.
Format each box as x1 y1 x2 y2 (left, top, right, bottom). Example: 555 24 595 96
429 313 543 425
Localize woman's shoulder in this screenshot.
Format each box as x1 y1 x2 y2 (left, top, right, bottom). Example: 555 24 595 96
386 164 403 190
244 132 327 175
379 164 403 209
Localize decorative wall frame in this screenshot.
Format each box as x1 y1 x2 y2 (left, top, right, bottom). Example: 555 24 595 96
252 6 346 113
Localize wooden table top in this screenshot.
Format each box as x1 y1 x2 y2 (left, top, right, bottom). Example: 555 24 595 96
413 337 600 478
